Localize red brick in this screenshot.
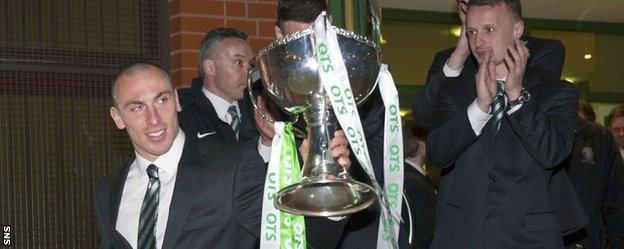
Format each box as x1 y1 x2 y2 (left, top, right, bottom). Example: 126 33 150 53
179 0 224 16
171 69 199 88
170 33 205 51
170 51 199 70
168 0 181 16
247 2 276 19
249 38 274 53
226 19 257 37
225 2 246 17
258 20 276 38
171 16 226 33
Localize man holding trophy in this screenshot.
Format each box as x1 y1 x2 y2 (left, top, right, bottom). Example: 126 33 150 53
249 1 407 249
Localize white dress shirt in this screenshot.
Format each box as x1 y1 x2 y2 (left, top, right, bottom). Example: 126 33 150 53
405 159 427 176
443 60 523 136
202 87 272 163
115 130 185 249
619 148 624 161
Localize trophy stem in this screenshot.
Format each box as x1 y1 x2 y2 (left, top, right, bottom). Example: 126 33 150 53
302 94 343 179
273 92 376 217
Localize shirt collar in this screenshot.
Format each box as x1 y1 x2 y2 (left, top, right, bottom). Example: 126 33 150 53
405 159 427 176
202 87 240 122
134 130 185 183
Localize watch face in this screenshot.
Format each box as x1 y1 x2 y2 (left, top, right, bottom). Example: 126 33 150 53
520 90 531 102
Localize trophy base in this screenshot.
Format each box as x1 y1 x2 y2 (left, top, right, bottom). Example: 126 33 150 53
274 178 376 217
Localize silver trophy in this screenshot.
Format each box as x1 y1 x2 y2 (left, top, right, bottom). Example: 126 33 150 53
248 26 381 217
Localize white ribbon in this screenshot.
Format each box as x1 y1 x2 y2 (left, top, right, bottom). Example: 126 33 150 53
376 64 404 248
312 12 402 249
259 122 284 249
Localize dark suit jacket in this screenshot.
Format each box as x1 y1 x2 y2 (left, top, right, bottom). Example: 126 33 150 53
94 138 266 249
563 119 624 249
178 77 259 147
413 36 565 129
426 68 587 248
177 77 348 249
399 163 437 249
337 89 414 249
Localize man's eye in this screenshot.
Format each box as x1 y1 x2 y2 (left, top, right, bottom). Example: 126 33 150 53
130 105 143 112
486 27 494 32
157 97 168 104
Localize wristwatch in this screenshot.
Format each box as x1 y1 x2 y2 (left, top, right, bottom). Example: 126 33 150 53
508 88 530 108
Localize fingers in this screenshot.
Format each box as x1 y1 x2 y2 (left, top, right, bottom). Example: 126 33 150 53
256 94 267 111
337 157 351 172
330 130 351 171
331 130 348 149
298 139 309 158
253 94 276 141
505 40 528 73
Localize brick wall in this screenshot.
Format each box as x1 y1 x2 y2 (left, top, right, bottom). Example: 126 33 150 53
169 0 278 87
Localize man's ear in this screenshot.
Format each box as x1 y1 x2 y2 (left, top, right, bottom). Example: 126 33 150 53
202 58 217 77
513 20 524 39
174 89 182 112
110 106 126 130
274 25 284 39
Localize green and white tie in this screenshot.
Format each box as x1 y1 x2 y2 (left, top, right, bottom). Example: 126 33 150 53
491 80 506 130
138 164 159 249
228 105 240 138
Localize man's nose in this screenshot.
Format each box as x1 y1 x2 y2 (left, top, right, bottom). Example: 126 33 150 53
145 107 161 125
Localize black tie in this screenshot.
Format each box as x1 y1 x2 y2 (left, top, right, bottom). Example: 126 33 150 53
138 164 159 249
491 80 506 130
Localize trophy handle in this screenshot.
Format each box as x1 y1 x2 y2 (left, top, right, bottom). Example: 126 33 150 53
247 68 275 124
247 68 307 138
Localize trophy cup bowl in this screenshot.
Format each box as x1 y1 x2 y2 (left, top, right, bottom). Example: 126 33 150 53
253 26 381 217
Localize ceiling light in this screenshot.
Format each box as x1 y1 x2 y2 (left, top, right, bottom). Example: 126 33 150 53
584 54 592 60
564 77 577 83
451 26 462 37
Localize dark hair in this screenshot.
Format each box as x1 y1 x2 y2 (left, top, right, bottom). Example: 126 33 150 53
467 0 523 21
276 0 327 29
578 100 596 122
198 27 248 79
111 62 170 105
609 105 624 128
403 118 428 158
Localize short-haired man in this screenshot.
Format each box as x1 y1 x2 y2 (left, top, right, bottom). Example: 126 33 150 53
400 119 437 249
94 63 266 248
178 28 257 146
608 105 624 160
271 1 398 248
412 0 566 129
426 0 587 248
178 27 350 166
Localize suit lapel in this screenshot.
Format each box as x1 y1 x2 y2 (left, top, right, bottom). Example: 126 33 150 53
161 144 204 249
191 80 238 143
108 160 134 249
108 161 132 230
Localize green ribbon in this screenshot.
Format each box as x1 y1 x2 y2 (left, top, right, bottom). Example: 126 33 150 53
278 121 307 249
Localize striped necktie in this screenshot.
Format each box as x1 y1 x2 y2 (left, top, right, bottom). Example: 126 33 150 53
228 105 240 138
491 80 506 130
138 164 159 249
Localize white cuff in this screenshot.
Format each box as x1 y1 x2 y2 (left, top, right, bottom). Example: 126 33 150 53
443 60 463 77
467 99 492 136
257 137 272 163
507 103 522 114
